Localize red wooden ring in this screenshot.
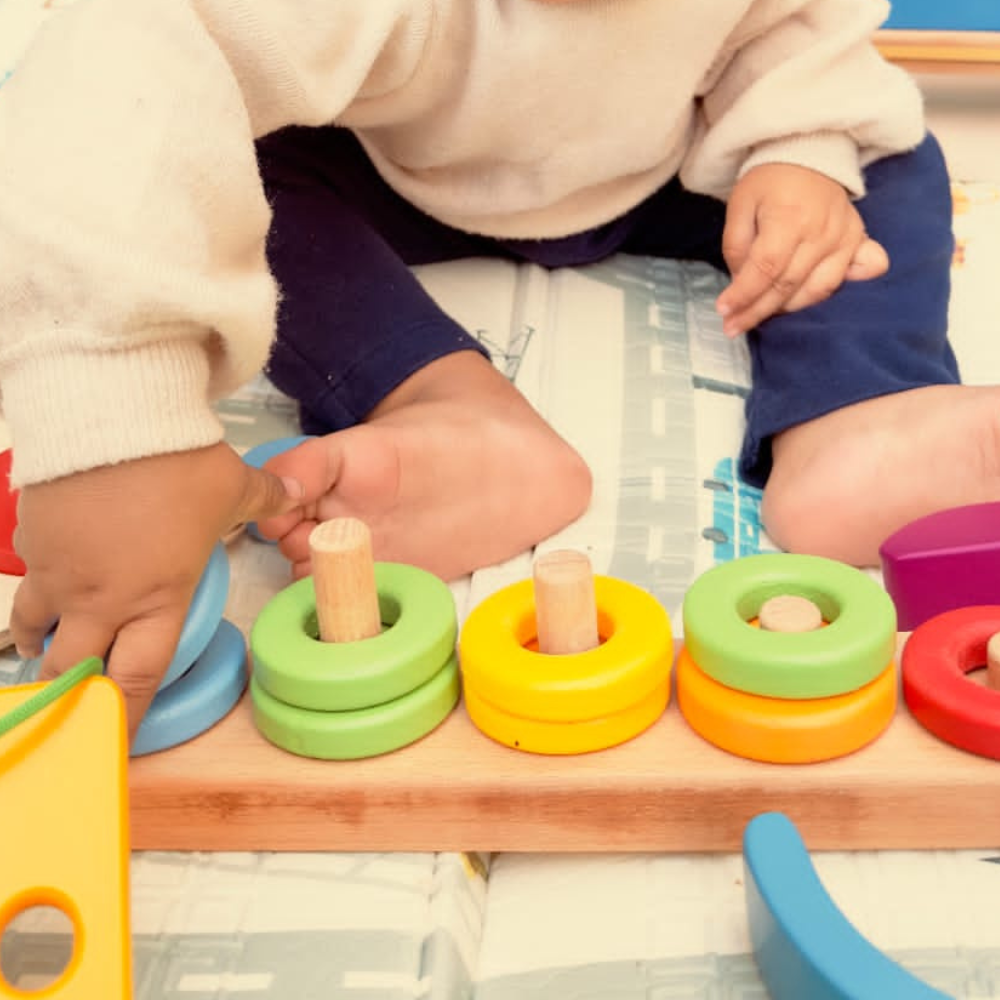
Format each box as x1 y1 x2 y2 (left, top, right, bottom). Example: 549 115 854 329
902 605 1000 759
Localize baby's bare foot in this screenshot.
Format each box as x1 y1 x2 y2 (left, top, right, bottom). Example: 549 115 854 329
260 353 592 581
761 384 1000 567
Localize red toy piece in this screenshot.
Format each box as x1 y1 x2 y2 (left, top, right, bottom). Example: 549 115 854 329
0 448 26 576
902 605 1000 759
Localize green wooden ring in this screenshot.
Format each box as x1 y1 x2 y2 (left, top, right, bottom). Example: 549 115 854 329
682 553 896 699
250 562 457 711
249 655 460 759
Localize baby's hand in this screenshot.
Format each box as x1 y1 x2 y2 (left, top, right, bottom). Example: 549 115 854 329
10 443 301 742
716 163 888 337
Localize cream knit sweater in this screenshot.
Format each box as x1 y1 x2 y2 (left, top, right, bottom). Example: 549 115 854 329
0 0 924 485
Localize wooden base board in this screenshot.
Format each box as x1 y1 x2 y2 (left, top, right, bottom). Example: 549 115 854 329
877 29 1000 74
129 679 1000 854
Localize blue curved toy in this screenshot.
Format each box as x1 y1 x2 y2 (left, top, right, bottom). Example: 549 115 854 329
743 813 949 999
131 618 248 757
241 436 312 542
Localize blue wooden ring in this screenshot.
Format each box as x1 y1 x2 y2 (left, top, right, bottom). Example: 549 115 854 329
131 618 248 757
242 436 313 541
743 812 949 999
41 542 229 692
159 542 229 689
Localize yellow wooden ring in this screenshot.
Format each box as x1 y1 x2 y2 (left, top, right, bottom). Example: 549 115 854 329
459 575 672 722
676 647 897 763
463 677 669 754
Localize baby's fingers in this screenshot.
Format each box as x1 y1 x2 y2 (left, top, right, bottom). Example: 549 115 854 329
846 237 889 281
780 244 857 314
9 574 59 660
720 239 816 336
290 557 312 581
275 519 320 573
771 237 889 315
103 613 186 743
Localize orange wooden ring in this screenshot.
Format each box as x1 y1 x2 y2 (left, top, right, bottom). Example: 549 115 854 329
676 647 897 763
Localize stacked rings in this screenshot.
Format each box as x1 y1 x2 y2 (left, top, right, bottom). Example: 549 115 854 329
678 554 898 763
902 605 1000 759
250 563 460 759
459 575 673 754
31 538 245 757
131 543 247 756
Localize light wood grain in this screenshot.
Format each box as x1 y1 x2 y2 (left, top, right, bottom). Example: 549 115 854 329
876 29 1000 74
309 518 382 643
987 632 1000 691
532 550 600 655
128 636 1000 853
759 594 823 634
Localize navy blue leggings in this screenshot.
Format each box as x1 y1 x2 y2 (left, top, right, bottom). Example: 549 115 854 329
256 128 957 487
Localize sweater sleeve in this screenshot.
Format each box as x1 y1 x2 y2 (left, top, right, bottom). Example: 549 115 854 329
679 0 925 202
0 0 434 486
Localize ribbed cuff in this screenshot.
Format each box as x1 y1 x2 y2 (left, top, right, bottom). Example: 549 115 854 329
2 332 226 486
738 132 865 198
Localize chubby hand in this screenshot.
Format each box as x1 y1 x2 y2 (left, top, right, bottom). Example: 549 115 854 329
716 163 888 336
10 443 301 743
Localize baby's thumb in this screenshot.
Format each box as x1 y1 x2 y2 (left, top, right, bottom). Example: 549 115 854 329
236 465 304 524
846 237 889 281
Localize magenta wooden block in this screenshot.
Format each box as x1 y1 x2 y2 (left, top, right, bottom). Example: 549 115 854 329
879 502 1000 630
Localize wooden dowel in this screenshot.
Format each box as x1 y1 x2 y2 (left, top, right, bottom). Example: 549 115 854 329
759 594 823 634
533 550 600 655
309 518 382 643
986 632 1000 691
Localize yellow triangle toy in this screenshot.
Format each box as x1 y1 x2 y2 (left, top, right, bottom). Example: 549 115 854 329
0 659 131 997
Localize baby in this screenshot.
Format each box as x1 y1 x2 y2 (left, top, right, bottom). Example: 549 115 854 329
0 0 994 740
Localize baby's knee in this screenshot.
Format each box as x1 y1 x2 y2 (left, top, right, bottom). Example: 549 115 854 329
759 464 833 561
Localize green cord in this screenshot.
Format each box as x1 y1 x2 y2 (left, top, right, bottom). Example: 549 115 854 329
0 656 104 739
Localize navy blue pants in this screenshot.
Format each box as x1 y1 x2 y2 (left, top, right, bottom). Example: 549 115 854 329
256 128 958 487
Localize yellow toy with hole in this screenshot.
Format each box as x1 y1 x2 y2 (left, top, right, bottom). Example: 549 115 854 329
0 664 131 998
459 550 673 754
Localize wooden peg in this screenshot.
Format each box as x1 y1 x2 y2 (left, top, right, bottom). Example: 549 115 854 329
759 594 823 634
986 631 1000 691
309 518 382 643
533 549 600 655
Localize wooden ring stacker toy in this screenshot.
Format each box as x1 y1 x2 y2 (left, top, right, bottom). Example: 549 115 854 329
743 812 949 999
902 605 1000 759
682 553 896 698
249 517 460 759
459 550 673 754
678 554 897 763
